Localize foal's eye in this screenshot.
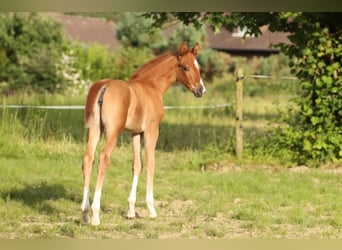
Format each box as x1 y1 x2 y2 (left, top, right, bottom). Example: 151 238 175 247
183 66 189 72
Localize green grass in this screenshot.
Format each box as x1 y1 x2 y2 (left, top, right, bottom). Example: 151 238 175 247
1 76 341 238
0 153 342 239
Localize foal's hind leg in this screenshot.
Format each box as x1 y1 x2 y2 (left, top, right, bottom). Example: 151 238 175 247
127 133 143 218
90 129 119 226
81 126 101 224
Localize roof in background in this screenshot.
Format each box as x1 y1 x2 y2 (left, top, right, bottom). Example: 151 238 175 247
48 13 290 55
207 25 290 53
48 13 120 50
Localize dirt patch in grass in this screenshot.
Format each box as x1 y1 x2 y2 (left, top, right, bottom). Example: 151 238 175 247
201 160 342 174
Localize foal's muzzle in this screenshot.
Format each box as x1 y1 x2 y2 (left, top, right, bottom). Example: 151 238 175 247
193 85 205 97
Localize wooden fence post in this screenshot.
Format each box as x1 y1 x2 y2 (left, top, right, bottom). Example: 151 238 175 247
235 68 244 159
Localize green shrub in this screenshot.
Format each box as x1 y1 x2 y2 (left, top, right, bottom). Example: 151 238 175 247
111 46 154 81
275 28 342 166
164 23 208 52
197 49 231 81
60 42 154 95
115 12 165 51
22 47 64 93
0 13 66 93
255 53 291 77
71 43 115 82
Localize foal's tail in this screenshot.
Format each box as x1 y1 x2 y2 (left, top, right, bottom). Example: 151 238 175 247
84 80 108 128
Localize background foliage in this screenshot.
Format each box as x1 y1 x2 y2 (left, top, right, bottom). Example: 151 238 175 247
0 13 155 95
0 12 341 166
0 13 66 93
1 12 341 239
145 12 342 166
115 12 165 51
277 26 342 165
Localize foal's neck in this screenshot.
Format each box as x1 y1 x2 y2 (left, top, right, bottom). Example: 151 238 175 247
129 54 178 96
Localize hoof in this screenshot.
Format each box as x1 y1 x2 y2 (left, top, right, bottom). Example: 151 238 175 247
91 215 100 226
127 211 139 219
81 211 91 224
149 212 157 219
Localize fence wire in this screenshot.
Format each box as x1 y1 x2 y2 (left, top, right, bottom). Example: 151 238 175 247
0 74 296 111
0 103 231 110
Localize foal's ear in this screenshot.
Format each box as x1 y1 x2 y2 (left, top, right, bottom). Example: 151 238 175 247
192 43 200 56
179 41 188 56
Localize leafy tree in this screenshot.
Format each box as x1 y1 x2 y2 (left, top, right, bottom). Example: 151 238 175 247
60 41 154 96
197 49 231 81
164 22 208 51
144 12 342 165
161 22 231 81
0 13 66 93
115 12 164 51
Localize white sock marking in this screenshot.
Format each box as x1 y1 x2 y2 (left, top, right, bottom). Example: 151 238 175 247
81 187 90 211
128 175 139 203
92 190 102 211
127 175 139 217
146 189 157 218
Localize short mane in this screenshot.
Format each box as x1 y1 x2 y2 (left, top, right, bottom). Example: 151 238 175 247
130 53 175 81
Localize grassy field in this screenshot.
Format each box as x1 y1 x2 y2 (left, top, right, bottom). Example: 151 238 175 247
1 151 342 239
0 77 341 239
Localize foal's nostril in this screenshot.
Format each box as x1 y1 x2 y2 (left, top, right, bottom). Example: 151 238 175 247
193 86 204 97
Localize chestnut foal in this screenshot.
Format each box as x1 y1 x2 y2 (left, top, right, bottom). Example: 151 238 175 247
81 42 206 225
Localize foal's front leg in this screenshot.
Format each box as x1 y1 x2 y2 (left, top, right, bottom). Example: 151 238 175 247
144 128 159 218
127 133 143 218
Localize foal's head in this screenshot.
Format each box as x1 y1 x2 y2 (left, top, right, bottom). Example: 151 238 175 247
176 42 206 97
